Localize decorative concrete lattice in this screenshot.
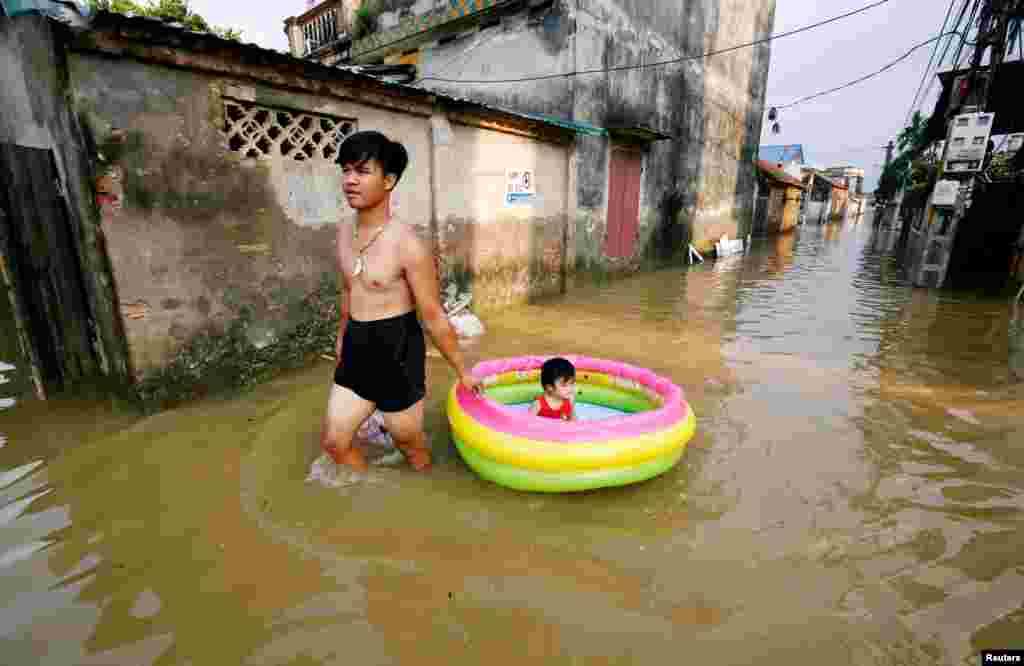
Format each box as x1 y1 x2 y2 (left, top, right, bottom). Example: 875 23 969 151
224 100 356 163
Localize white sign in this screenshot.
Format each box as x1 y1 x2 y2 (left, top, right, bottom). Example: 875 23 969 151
932 179 959 207
505 168 535 206
946 112 995 168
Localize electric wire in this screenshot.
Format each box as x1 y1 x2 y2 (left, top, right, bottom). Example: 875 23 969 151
414 0 892 84
773 31 963 110
905 0 958 124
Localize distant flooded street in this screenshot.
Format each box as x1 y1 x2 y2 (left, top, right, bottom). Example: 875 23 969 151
2 213 1022 665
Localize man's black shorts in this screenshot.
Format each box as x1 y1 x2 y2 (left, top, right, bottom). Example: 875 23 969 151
334 310 426 413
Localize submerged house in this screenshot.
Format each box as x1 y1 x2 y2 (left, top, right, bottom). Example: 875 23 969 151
1 11 582 405
823 165 863 218
285 0 777 267
752 160 804 235
800 168 834 226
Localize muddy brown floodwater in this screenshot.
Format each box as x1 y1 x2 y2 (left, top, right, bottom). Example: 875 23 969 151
2 215 1023 665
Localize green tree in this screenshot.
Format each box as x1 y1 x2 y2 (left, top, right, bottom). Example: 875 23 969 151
876 111 933 201
897 111 928 154
87 0 242 41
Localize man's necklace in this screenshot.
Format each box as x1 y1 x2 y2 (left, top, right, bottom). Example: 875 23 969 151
352 217 390 277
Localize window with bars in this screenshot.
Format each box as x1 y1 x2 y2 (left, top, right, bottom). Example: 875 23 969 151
302 8 339 55
223 99 356 163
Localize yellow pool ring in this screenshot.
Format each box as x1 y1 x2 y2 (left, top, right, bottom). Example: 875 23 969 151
447 355 696 492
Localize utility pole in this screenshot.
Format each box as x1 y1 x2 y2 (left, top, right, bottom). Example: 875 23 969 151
909 0 1011 288
875 141 895 227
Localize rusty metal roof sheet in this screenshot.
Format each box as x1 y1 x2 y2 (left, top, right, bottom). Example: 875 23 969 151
756 160 805 189
66 10 583 139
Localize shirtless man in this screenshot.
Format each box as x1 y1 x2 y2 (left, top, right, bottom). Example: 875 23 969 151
322 130 480 473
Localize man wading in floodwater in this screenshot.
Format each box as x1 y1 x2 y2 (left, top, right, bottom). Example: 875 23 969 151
321 130 481 475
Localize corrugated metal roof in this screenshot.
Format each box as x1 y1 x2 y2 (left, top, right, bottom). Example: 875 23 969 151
504 111 608 137
67 10 585 138
756 160 805 189
759 144 806 164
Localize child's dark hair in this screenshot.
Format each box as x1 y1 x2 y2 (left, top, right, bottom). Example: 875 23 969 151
541 357 575 389
336 130 409 187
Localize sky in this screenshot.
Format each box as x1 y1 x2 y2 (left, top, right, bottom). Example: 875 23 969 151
189 0 960 191
760 0 964 191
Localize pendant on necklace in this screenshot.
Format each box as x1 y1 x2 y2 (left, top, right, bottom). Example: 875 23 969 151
353 256 365 277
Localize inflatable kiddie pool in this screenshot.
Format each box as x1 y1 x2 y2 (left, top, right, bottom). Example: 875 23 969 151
447 355 696 493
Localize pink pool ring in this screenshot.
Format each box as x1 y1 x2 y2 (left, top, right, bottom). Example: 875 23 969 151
447 355 697 492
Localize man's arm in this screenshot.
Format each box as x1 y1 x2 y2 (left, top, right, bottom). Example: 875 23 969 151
401 230 476 388
334 224 350 359
335 284 349 359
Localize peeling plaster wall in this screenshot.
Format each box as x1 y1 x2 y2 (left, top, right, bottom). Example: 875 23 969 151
68 52 434 382
411 0 775 271
0 17 131 393
63 43 571 404
762 183 800 234
830 188 850 219
436 121 571 310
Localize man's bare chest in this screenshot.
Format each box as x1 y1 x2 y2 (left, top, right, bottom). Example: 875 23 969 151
340 229 406 293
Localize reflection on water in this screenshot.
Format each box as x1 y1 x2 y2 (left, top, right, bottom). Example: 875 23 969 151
0 216 1022 665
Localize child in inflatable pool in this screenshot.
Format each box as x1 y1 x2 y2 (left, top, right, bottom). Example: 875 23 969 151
529 357 577 421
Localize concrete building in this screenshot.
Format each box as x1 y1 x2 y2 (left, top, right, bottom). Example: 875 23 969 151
823 165 864 196
823 165 864 218
285 0 776 270
752 160 803 235
1 11 581 405
906 60 1024 289
800 168 834 226
829 178 850 220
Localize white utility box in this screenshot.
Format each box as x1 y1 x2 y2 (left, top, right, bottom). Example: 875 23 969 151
932 179 960 207
944 112 995 173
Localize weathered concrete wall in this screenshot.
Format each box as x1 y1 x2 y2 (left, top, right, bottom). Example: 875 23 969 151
69 53 434 388
779 185 801 233
805 199 827 226
0 16 132 394
410 0 775 271
436 120 571 309
62 29 572 405
830 188 850 219
766 187 785 234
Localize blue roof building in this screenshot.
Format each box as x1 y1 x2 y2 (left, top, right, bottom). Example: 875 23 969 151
759 144 806 165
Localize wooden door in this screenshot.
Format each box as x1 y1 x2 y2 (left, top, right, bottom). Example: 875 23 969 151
0 144 99 393
604 148 642 259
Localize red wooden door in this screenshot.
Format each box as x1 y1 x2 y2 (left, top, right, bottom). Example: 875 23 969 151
604 148 642 258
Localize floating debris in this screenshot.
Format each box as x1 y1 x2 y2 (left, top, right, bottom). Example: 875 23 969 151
946 407 981 425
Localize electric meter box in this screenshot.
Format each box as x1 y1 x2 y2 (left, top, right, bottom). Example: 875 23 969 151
931 180 959 208
944 112 995 173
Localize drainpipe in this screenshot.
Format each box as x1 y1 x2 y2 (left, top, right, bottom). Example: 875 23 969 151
428 98 445 255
